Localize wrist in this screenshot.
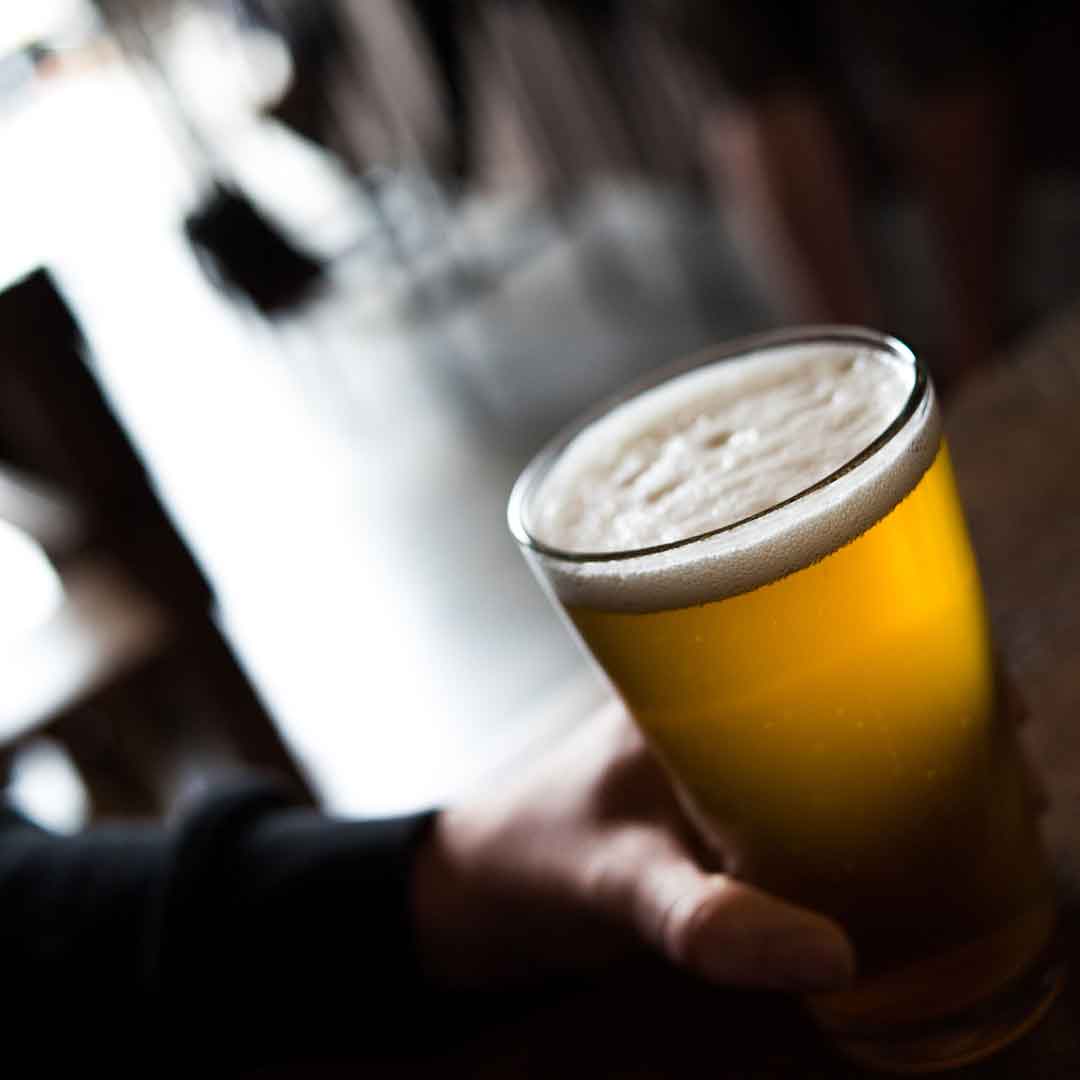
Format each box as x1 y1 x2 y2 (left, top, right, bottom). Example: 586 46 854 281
410 809 480 986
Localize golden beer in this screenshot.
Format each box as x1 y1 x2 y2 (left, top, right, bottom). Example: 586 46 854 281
509 328 1061 1071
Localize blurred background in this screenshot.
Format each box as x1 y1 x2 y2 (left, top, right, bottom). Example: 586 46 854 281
3 0 1080 830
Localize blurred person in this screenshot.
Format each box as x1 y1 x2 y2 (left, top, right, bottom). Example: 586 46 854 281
407 0 475 188
654 1 1029 394
1 701 853 1071
850 4 1027 393
655 1 880 326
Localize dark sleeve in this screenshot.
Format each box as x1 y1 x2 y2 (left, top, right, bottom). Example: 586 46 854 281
0 779 437 1069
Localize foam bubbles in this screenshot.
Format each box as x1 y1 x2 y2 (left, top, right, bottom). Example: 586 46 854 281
522 341 939 612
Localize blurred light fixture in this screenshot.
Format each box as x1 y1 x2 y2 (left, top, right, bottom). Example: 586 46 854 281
0 518 64 647
0 0 96 56
7 737 89 833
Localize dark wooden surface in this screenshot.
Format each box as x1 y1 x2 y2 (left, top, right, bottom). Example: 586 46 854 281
948 313 1080 899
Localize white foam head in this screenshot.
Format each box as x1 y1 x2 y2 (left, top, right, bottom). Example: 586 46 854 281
512 333 940 613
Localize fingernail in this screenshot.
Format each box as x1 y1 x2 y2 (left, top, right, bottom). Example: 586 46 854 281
772 927 856 992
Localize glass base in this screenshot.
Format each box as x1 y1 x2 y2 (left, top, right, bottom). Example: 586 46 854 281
825 944 1065 1074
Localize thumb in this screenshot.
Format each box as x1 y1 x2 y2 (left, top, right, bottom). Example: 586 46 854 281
625 848 856 992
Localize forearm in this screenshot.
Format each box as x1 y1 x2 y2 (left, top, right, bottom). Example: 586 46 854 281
0 783 438 1066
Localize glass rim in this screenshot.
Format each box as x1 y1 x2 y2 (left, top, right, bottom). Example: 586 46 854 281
507 325 929 564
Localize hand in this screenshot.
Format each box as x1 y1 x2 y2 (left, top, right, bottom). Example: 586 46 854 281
411 702 855 993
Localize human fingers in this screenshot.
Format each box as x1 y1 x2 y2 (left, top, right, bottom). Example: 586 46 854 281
587 829 855 993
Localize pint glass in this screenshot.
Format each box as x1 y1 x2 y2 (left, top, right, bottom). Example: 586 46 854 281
508 327 1061 1072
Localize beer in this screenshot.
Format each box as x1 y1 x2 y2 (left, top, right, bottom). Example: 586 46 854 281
509 329 1060 1071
